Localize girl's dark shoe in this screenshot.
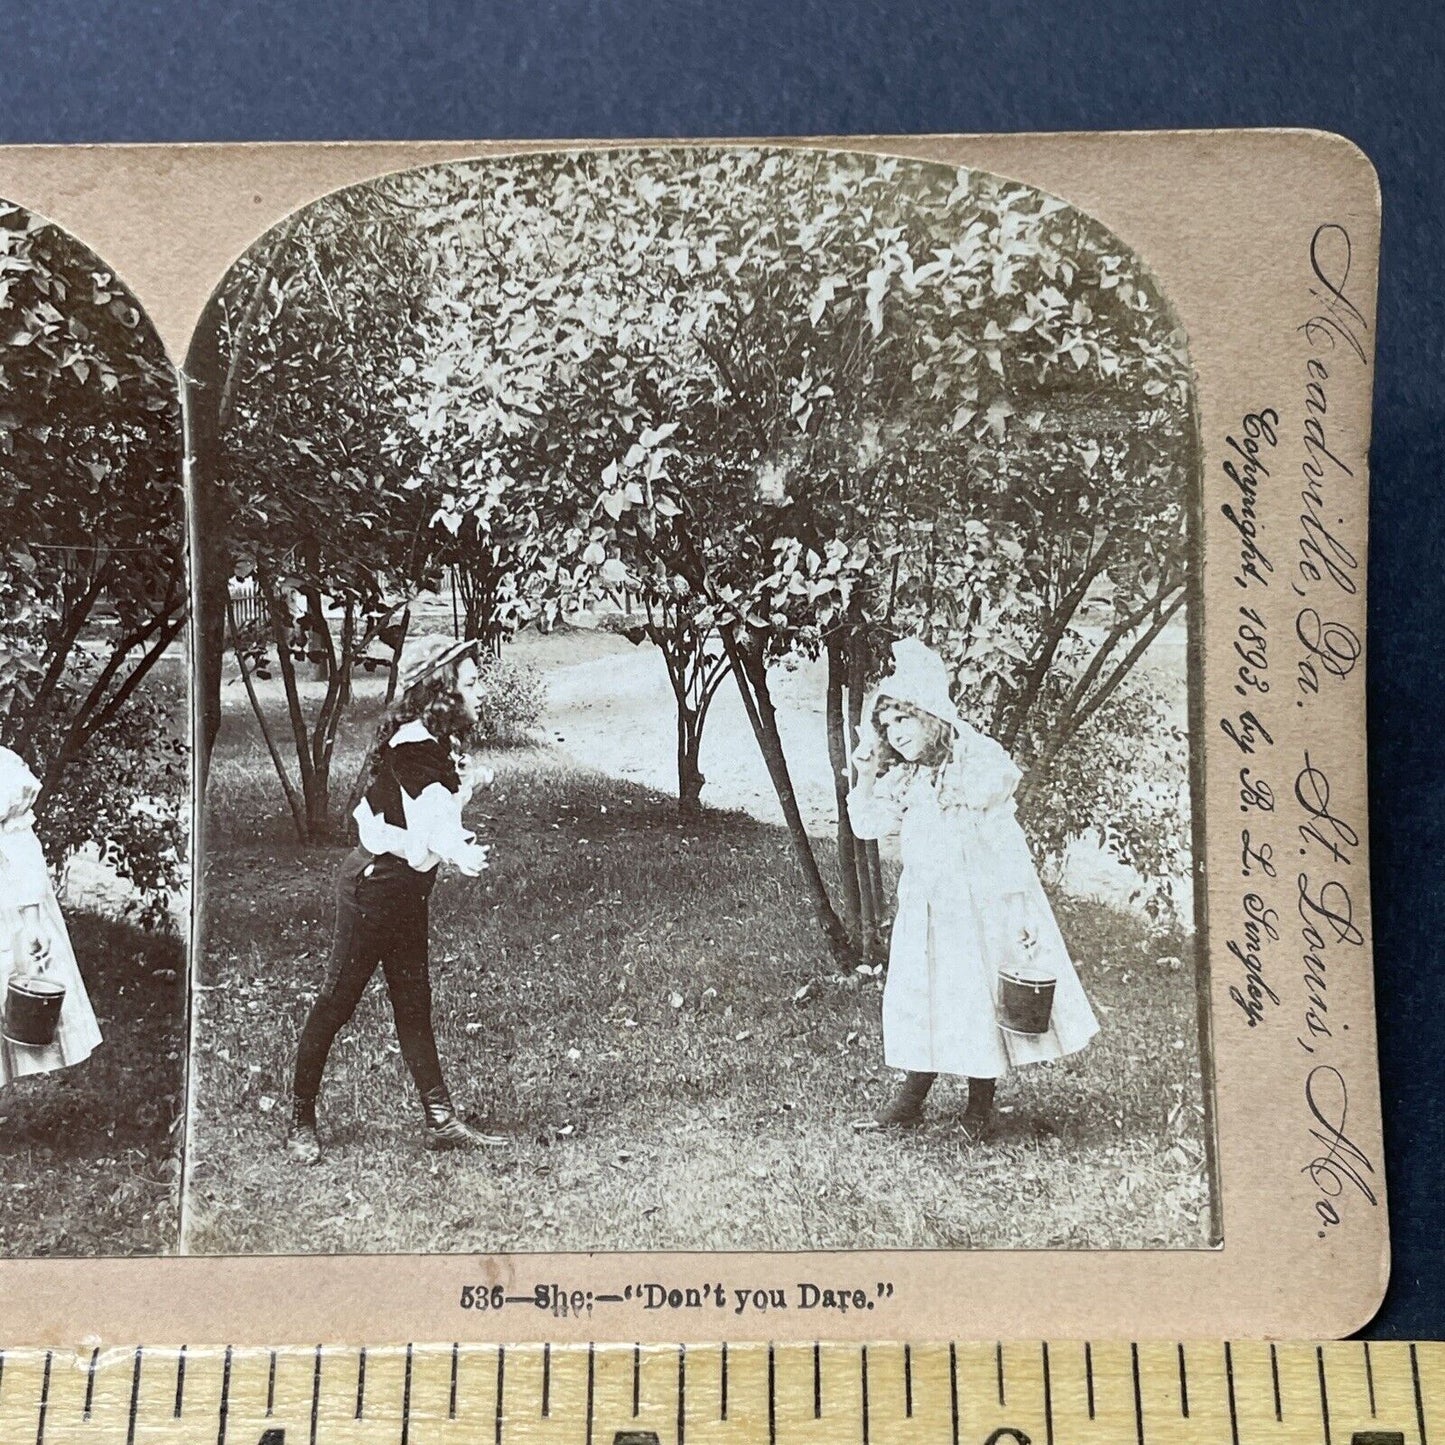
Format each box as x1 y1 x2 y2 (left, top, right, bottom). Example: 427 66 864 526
286 1096 322 1165
421 1085 507 1150
961 1076 997 1141
874 1070 937 1128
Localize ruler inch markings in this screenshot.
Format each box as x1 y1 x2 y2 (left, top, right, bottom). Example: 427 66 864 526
1225 1340 1241 1445
495 1344 505 1445
0 1339 1440 1442
677 1342 686 1445
217 1344 232 1445
860 1343 870 1445
83 1347 99 1421
174 1344 187 1418
400 1341 413 1445
354 1346 367 1420
1413 1343 1429 1445
125 1347 142 1445
1132 1341 1145 1445
770 1341 779 1443
950 1342 961 1445
585 1343 595 1445
309 1344 322 1445
1041 1341 1054 1445
34 1351 51 1445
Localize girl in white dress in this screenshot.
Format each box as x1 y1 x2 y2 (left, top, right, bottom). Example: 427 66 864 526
0 747 103 1085
847 640 1098 1134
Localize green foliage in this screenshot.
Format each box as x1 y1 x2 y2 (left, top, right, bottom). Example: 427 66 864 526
33 664 188 929
0 200 186 904
390 148 1197 891
203 148 1198 893
473 652 546 746
205 189 440 611
1018 663 1191 921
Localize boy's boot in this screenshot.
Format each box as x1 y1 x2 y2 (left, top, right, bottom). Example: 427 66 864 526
421 1084 507 1151
285 1095 322 1165
875 1071 936 1128
962 1077 997 1140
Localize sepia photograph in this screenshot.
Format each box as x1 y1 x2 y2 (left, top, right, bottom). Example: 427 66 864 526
182 146 1213 1257
0 198 189 1255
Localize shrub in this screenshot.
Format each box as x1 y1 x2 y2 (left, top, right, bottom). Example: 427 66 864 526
31 665 189 932
1017 666 1191 923
474 652 547 746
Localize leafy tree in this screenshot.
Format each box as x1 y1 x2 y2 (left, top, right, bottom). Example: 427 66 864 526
198 148 1198 953
384 148 1198 957
189 182 446 842
0 200 185 914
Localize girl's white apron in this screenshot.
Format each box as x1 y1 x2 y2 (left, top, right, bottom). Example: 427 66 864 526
0 751 102 1086
850 730 1099 1078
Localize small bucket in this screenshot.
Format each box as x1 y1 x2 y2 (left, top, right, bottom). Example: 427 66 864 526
998 966 1056 1036
4 975 66 1049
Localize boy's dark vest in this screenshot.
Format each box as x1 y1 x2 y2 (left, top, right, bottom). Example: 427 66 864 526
357 736 460 892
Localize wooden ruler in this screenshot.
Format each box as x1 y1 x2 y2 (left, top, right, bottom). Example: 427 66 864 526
0 1341 1436 1444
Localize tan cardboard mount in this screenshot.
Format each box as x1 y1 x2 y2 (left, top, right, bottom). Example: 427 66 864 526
0 132 1385 1347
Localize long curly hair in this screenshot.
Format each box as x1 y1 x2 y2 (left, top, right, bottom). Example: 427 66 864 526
869 695 955 777
366 651 479 784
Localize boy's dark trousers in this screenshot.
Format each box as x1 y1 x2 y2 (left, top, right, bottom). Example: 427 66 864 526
293 848 444 1107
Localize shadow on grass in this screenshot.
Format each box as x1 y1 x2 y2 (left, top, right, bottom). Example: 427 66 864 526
0 913 185 1256
189 691 1214 1256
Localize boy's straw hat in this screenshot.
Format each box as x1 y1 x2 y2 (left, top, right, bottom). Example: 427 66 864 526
874 638 965 733
396 635 478 698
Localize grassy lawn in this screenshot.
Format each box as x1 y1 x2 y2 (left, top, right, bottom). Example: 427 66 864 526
0 913 185 1256
188 682 1214 1255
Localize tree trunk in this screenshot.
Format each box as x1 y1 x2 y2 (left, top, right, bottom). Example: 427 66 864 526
312 602 356 823
864 839 887 963
228 599 308 841
650 606 723 817
677 707 704 815
306 768 330 840
845 631 882 962
825 634 862 945
384 605 410 706
720 627 853 965
262 574 321 844
185 215 302 786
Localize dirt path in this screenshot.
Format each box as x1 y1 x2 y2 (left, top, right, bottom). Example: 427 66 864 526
530 625 1191 917
536 631 841 836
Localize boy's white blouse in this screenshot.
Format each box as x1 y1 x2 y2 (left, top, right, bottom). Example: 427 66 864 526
352 721 491 877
